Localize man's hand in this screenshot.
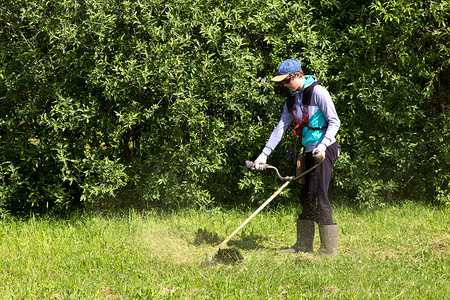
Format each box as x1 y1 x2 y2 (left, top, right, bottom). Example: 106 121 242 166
312 143 327 163
254 152 268 170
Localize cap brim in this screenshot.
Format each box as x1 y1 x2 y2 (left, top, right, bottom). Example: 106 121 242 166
271 74 289 82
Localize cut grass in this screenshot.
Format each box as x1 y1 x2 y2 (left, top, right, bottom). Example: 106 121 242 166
0 202 448 299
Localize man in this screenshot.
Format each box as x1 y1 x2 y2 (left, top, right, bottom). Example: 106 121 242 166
254 59 340 256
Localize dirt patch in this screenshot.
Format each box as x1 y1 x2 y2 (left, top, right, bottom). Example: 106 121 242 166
430 234 449 255
431 242 448 254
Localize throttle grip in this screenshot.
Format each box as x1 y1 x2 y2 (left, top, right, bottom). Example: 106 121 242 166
245 160 255 169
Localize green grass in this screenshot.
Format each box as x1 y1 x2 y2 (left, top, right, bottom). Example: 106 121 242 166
0 202 448 299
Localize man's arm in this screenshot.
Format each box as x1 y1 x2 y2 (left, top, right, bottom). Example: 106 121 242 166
262 105 294 156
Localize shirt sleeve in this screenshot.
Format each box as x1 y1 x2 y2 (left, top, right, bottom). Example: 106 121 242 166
262 104 293 156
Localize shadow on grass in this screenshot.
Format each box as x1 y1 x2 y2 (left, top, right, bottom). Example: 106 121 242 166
192 228 269 250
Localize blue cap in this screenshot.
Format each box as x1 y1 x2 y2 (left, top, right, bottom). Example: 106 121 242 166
271 59 302 82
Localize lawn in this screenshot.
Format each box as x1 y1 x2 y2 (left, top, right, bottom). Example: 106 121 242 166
0 202 448 299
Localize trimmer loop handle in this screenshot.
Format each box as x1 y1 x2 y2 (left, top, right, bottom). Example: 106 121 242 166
245 160 321 182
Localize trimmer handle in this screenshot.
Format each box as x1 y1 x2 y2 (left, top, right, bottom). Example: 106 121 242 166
246 160 320 181
245 160 255 170
245 160 269 171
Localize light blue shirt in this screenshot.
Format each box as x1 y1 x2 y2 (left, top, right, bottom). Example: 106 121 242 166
262 78 340 154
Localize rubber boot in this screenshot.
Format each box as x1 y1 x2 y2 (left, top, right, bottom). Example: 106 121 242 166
318 224 338 256
281 219 315 253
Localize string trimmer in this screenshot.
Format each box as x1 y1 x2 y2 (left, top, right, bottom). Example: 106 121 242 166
203 161 321 266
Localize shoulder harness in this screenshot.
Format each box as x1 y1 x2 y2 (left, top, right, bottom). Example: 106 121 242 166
286 81 328 137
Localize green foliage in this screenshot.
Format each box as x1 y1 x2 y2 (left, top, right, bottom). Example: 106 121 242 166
0 0 448 214
323 0 449 206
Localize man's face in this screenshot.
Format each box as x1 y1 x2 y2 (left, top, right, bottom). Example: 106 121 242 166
281 73 303 91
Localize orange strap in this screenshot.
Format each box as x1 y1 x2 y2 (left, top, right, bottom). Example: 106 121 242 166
290 105 309 137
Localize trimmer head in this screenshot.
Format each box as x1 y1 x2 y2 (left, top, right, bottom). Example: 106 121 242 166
203 246 244 266
216 247 244 264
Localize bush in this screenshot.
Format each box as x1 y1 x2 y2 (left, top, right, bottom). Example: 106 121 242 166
0 0 448 214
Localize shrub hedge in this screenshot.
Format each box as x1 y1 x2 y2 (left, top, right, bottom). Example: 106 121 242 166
0 0 448 214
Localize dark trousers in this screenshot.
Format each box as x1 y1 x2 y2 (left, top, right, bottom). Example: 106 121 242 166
298 142 339 225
